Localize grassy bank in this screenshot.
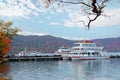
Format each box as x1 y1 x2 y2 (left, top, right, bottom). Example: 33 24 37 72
0 58 10 80
0 77 8 80
0 75 11 80
0 77 5 80
0 58 9 64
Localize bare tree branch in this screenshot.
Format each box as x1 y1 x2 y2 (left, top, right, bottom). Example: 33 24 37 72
45 0 110 29
86 0 108 29
60 0 93 8
59 0 109 29
77 20 86 27
87 14 99 29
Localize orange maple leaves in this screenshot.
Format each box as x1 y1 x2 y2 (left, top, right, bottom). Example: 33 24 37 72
0 31 11 57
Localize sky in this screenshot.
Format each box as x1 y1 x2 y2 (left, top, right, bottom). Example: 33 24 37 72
0 0 120 40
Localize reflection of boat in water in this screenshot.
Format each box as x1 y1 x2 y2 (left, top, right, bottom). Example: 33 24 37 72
55 40 109 60
70 60 109 80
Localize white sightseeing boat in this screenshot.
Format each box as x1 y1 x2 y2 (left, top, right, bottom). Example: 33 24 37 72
55 46 71 59
55 40 109 60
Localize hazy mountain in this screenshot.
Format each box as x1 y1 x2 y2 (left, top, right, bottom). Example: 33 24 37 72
93 37 120 52
9 35 120 54
10 35 74 54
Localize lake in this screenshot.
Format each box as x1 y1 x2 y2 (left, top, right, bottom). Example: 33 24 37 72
0 59 120 80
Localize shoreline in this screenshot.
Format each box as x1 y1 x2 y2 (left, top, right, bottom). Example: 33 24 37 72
0 58 9 64
5 55 120 62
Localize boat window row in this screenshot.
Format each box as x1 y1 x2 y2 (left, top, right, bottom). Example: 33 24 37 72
60 47 69 49
82 43 96 47
74 43 97 47
85 48 102 51
74 44 80 46
72 52 99 55
73 48 102 51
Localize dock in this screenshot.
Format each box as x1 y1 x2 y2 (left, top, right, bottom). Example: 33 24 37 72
5 52 120 61
6 54 62 61
101 52 120 58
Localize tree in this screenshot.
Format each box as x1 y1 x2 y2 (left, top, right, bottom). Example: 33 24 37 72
43 0 110 29
1 21 20 39
0 33 11 57
0 19 20 57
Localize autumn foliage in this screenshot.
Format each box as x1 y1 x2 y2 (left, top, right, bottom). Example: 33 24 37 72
0 31 11 57
0 20 20 58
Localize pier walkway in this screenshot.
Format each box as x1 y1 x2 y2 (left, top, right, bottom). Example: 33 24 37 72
7 54 62 61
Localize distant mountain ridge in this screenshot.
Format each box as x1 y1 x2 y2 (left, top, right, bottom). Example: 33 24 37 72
93 37 120 52
10 35 120 54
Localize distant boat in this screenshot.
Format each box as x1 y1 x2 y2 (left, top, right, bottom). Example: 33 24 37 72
15 51 42 57
55 40 109 60
55 46 71 59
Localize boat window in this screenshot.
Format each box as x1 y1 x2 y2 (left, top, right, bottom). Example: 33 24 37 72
82 53 87 55
62 48 67 49
74 48 80 50
74 53 77 54
88 52 90 55
82 44 96 47
74 44 80 46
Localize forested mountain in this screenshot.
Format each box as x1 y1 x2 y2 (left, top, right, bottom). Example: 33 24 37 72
93 38 120 52
9 35 120 54
10 35 74 54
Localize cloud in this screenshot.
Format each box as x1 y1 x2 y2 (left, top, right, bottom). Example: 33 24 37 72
61 36 90 40
50 22 60 26
0 0 45 18
64 8 120 28
46 16 51 20
0 4 28 18
92 8 120 27
0 0 120 28
38 21 43 23
0 0 61 18
64 20 85 28
18 31 47 36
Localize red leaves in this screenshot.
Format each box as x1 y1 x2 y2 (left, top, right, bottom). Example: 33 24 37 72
2 37 11 56
0 31 11 56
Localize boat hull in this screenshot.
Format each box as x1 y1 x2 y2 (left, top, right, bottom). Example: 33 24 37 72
70 55 80 60
79 56 109 60
62 56 70 60
61 54 71 60
62 55 109 60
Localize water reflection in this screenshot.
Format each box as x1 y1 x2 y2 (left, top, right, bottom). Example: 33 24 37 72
9 61 59 72
0 63 11 80
70 60 118 80
0 59 120 80
9 61 59 80
0 63 9 74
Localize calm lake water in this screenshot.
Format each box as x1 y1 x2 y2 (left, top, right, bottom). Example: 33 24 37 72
1 59 120 80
